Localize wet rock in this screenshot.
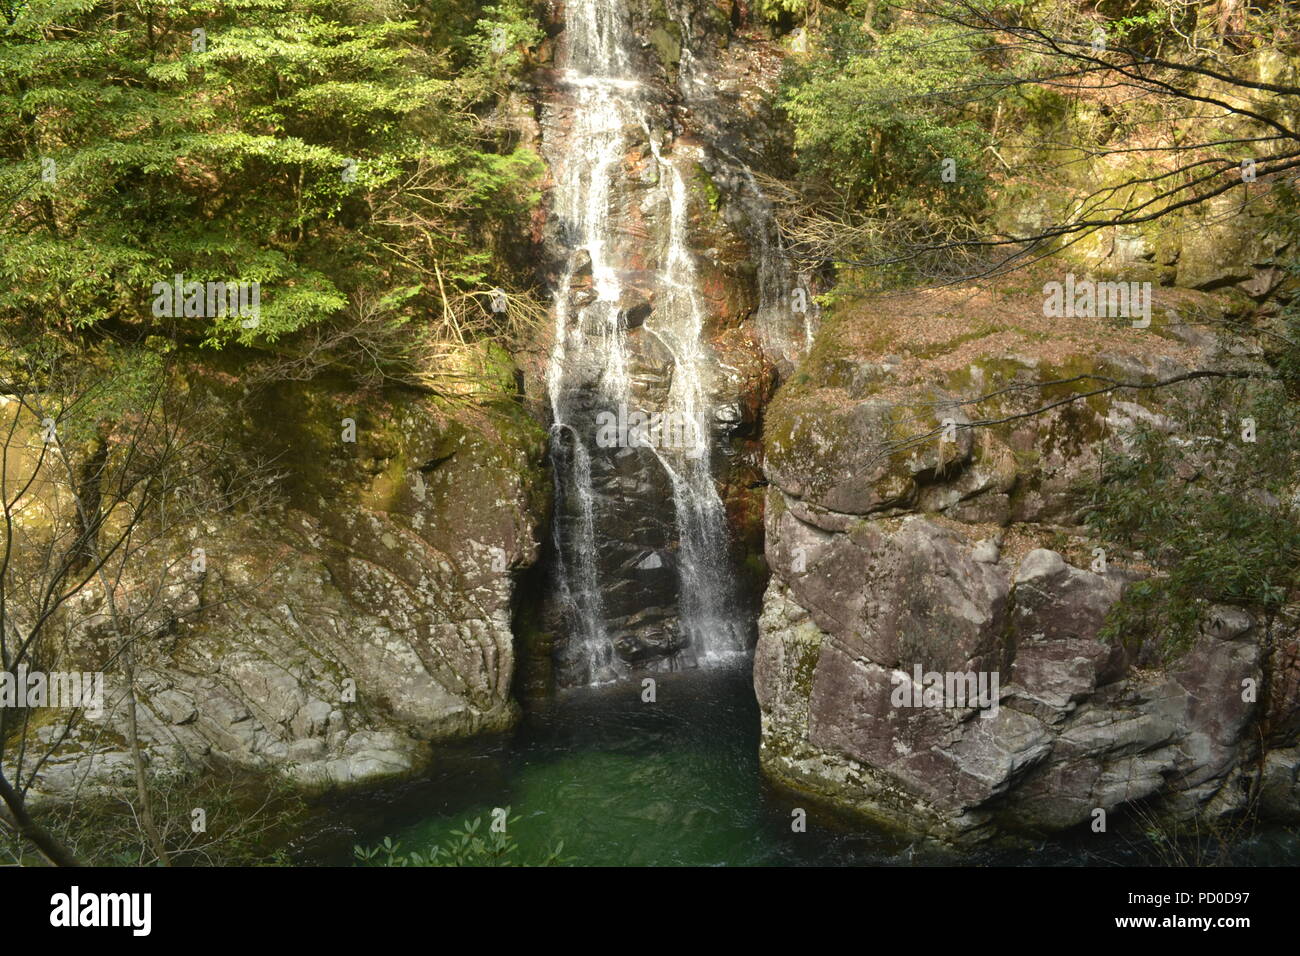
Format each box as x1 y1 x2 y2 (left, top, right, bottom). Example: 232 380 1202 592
1260 747 1300 821
571 248 593 280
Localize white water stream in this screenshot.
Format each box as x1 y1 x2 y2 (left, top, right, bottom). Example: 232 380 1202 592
545 0 743 682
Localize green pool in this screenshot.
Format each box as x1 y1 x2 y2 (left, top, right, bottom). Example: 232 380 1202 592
301 664 1300 867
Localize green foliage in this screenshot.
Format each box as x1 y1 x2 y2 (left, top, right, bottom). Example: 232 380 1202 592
1264 186 1300 392
9 765 308 866
0 327 177 455
1090 1 1203 53
1083 376 1300 660
695 167 721 213
779 17 992 210
755 0 809 25
353 810 569 867
0 0 543 352
1084 191 1300 660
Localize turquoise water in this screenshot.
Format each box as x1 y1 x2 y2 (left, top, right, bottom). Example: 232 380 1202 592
301 663 1300 866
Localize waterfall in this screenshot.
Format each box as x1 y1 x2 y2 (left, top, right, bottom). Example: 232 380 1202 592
674 20 819 366
545 0 743 684
645 136 744 663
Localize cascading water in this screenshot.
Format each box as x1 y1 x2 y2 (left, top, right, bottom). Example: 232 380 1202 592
674 20 819 365
544 0 743 684
643 134 743 663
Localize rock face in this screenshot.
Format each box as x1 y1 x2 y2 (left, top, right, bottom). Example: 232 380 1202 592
758 510 1279 844
754 284 1300 843
15 374 550 805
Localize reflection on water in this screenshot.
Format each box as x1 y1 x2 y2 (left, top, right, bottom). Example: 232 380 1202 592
298 664 1300 867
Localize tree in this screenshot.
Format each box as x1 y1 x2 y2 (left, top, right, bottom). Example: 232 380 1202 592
0 0 543 364
771 0 1300 283
0 331 275 865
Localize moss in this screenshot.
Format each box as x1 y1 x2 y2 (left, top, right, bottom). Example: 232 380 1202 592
694 166 722 212
788 631 822 702
645 0 682 78
510 572 555 700
3 705 91 750
909 323 1003 360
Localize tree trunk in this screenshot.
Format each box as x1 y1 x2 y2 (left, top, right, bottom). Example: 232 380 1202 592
0 772 80 866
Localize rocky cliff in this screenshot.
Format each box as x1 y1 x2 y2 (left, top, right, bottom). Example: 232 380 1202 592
754 275 1300 843
13 369 549 806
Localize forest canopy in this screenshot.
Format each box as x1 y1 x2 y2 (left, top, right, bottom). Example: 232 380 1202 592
1 0 544 361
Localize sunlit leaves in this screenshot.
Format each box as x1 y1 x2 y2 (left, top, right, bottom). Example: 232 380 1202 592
0 0 543 356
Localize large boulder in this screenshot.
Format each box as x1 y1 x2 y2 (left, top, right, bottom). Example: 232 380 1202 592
754 278 1297 842
757 523 1273 842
